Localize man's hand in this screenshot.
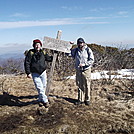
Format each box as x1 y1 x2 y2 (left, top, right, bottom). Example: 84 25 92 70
27 74 32 78
70 41 75 50
70 41 74 44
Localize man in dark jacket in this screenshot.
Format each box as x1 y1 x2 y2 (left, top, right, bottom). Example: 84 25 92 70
24 39 53 108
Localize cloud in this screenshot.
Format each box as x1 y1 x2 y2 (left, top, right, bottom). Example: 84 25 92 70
118 11 128 15
83 16 109 19
0 43 28 48
90 7 114 12
0 17 109 29
0 43 29 55
10 13 29 17
61 6 82 11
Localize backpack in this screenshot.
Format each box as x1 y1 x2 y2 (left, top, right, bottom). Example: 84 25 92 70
30 49 46 56
24 49 46 57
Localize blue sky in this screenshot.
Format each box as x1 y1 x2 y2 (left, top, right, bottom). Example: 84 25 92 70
0 0 134 55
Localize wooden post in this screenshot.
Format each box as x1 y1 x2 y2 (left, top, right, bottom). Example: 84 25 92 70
46 30 62 96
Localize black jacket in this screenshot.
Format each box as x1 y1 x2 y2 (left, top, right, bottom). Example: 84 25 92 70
24 49 53 75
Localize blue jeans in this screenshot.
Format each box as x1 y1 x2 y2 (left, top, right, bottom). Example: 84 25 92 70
32 70 48 103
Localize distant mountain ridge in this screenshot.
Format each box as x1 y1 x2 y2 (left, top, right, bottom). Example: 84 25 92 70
0 52 24 59
0 43 133 59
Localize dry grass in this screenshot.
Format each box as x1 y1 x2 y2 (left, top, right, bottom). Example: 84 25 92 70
0 74 133 134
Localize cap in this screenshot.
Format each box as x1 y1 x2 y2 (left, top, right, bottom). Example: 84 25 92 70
77 38 85 44
33 39 42 47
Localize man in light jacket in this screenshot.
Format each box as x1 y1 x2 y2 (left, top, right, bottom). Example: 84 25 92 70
71 38 94 105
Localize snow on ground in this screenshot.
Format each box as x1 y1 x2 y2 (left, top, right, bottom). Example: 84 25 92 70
66 69 134 80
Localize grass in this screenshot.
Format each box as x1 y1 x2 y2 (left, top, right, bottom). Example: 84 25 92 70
0 74 133 134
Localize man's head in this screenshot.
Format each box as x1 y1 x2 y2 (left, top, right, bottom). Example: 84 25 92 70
77 38 85 49
33 39 42 51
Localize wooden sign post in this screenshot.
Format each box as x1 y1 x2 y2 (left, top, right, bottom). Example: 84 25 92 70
43 30 71 96
43 35 71 53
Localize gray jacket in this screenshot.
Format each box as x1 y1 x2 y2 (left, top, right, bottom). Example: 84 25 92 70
71 45 94 70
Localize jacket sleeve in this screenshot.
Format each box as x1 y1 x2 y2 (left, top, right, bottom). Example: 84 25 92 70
24 51 32 75
85 47 94 67
71 48 77 59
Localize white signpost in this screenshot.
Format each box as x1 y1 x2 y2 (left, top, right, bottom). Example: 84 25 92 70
44 30 71 97
43 36 71 53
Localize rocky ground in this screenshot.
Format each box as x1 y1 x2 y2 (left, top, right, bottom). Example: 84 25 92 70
0 74 133 134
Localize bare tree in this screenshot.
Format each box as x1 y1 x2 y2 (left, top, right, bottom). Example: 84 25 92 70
0 58 24 74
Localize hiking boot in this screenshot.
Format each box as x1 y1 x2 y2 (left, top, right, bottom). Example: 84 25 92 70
43 102 49 108
38 102 44 107
84 101 90 106
75 100 83 105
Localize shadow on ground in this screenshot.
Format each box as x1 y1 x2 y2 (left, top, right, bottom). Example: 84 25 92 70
49 94 77 104
0 92 38 106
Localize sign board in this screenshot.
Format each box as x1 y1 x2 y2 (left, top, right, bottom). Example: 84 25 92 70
43 36 71 53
